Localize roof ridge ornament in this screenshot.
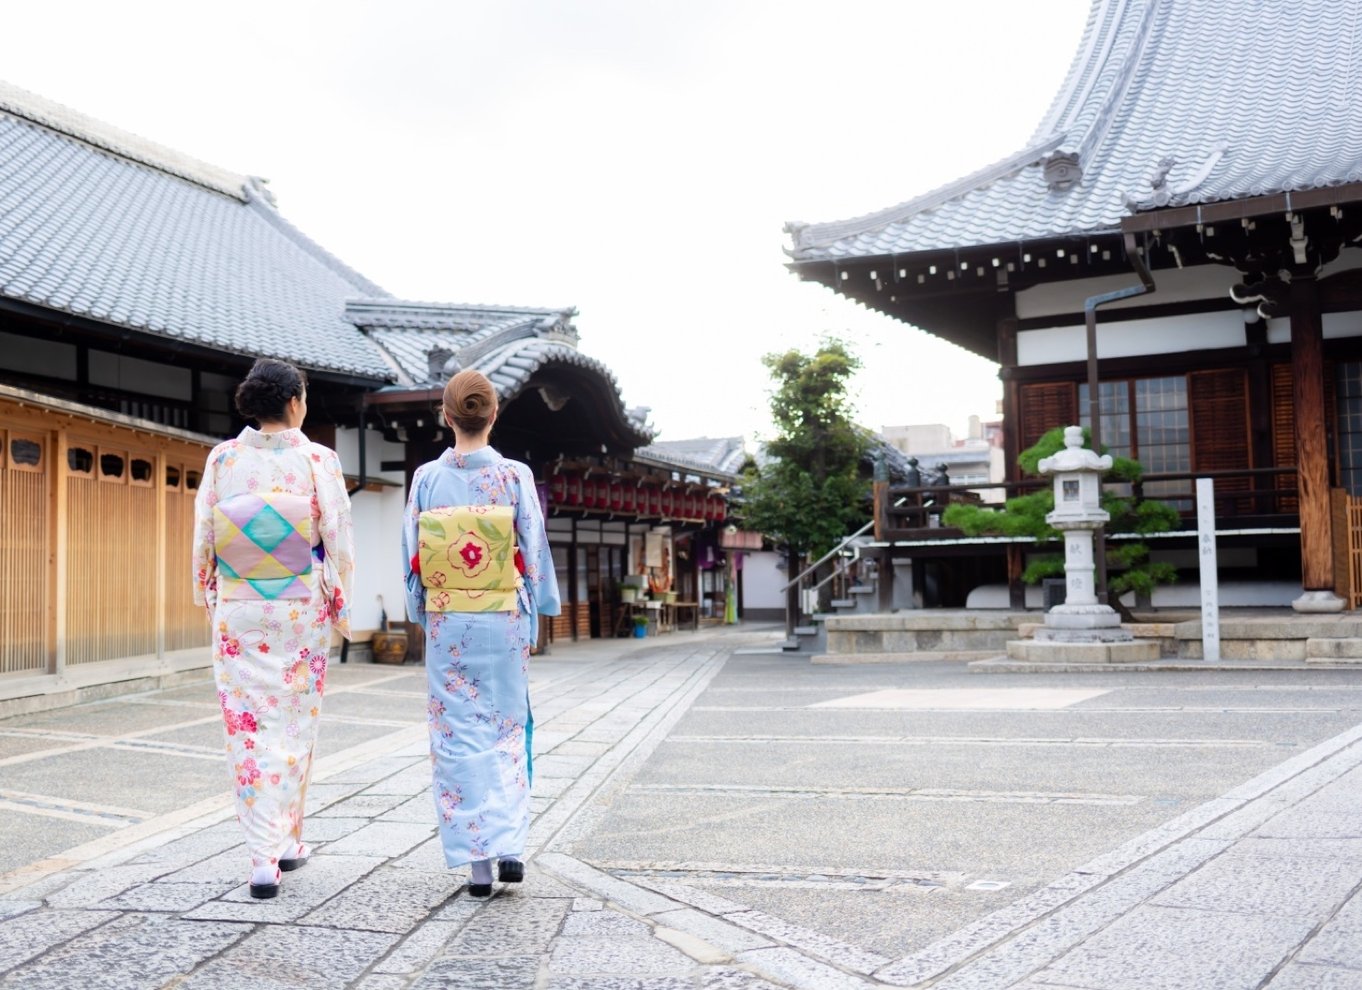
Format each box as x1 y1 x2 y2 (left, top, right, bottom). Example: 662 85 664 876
1042 151 1083 191
1123 155 1178 211
1124 145 1228 213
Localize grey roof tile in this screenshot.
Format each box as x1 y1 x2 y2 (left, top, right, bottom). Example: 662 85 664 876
0 89 393 379
788 0 1362 262
639 436 748 477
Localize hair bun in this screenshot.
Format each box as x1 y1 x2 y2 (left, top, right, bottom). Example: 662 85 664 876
443 369 498 434
234 358 307 424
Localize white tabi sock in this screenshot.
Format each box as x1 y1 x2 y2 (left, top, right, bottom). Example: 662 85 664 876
250 864 279 887
470 859 493 885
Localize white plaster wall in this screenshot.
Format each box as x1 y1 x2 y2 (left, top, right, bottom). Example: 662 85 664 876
742 550 786 610
334 427 410 632
1265 311 1362 344
1017 310 1247 366
1014 265 1239 320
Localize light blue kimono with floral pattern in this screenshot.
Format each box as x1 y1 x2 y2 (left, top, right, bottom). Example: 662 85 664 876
402 446 561 867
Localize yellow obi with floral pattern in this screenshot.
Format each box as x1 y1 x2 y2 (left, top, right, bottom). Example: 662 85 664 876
418 505 520 612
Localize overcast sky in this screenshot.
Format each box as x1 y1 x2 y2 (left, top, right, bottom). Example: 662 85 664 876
8 1 1090 444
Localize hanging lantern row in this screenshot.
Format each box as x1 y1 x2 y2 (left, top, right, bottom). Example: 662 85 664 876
548 472 725 521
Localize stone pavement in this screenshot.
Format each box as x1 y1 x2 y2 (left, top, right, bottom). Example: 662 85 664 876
0 627 1359 988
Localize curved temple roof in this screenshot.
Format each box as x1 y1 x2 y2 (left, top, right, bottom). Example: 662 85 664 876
351 300 654 448
787 0 1362 263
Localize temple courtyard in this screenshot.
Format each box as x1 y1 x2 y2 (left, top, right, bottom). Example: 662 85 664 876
0 625 1360 988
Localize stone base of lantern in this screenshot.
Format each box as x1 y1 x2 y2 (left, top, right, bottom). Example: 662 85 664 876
1042 604 1126 633
1004 638 1161 664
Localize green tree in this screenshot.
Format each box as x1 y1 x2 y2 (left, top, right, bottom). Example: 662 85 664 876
942 426 1179 596
739 339 870 557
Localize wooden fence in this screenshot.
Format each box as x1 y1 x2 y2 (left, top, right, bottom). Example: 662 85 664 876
0 395 213 677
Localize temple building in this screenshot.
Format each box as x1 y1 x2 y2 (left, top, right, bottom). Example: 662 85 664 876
0 82 732 708
786 0 1362 611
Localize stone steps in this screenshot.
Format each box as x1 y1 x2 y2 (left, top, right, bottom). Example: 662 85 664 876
824 611 1030 655
1005 639 1161 664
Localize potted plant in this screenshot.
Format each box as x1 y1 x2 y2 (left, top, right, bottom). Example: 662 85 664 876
632 613 649 638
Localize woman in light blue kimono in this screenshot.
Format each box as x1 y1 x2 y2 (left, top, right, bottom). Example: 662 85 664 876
403 369 561 896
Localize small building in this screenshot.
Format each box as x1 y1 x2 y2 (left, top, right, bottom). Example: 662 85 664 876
785 0 1362 610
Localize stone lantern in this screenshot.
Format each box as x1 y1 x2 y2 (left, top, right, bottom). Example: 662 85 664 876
999 425 1159 666
1035 426 1127 640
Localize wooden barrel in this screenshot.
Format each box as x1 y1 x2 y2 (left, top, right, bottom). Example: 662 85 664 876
371 630 409 664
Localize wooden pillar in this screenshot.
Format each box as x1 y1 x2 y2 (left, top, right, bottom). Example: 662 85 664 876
51 427 67 677
1290 275 1334 591
872 479 888 541
1006 544 1025 609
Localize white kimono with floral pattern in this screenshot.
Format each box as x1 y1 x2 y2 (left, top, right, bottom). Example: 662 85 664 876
192 427 354 869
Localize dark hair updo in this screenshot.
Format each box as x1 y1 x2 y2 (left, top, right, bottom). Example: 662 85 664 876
443 369 498 434
234 358 308 424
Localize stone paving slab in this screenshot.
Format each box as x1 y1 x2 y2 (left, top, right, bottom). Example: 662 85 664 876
0 913 251 990
177 923 400 990
300 864 463 933
1031 905 1317 990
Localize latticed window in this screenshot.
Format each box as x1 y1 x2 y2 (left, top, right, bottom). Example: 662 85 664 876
1337 361 1362 496
1080 376 1190 507
1022 371 1255 514
1078 376 1187 467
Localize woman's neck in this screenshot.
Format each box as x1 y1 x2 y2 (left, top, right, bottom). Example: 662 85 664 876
453 432 492 454
256 420 294 435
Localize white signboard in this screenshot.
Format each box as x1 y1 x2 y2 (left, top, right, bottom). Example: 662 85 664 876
1196 478 1220 662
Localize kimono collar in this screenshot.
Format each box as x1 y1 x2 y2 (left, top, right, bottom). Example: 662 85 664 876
441 446 502 470
237 426 309 450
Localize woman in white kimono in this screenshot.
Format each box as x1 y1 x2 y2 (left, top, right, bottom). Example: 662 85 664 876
403 369 560 896
193 358 354 898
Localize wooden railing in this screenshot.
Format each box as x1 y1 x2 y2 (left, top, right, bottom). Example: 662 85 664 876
873 466 1302 543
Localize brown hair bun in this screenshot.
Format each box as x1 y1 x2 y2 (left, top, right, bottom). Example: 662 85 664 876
443 369 497 434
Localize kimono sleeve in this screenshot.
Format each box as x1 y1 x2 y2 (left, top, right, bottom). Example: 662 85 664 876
513 463 561 619
313 446 355 640
191 446 222 609
402 465 429 627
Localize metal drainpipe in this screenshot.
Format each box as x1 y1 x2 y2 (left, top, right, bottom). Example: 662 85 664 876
1084 230 1156 600
340 399 370 663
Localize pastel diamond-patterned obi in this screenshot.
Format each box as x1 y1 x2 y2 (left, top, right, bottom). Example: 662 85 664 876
213 493 315 600
419 505 520 612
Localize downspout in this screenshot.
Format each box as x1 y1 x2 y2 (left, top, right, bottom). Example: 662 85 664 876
1084 230 1156 598
347 396 369 497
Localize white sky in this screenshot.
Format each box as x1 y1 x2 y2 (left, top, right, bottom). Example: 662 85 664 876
6 1 1090 444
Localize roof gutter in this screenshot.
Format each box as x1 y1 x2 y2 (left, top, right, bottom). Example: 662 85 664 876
1083 229 1155 600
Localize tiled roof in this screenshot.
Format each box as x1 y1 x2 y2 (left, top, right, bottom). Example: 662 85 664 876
787 0 1362 262
0 81 392 380
355 301 654 446
350 301 579 386
637 436 747 479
